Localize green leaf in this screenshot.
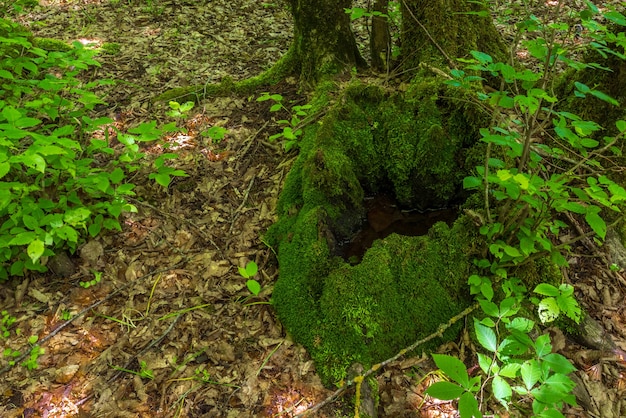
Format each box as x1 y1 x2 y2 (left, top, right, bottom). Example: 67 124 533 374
534 283 559 297
537 297 560 323
585 206 606 239
579 138 599 148
534 334 552 357
463 176 481 189
246 279 261 296
470 50 493 64
0 162 9 179
458 391 482 418
492 375 512 407
432 354 469 388
616 120 626 133
64 207 91 225
499 363 521 378
542 353 576 375
474 318 497 352
27 240 45 262
2 106 22 123
478 300 499 317
9 232 37 246
154 173 171 187
521 359 541 390
590 89 619 106
477 353 493 374
425 381 465 400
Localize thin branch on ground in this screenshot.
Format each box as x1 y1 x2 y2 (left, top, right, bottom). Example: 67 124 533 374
295 303 479 417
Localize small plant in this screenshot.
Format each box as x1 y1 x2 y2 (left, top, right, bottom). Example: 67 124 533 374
3 347 21 365
80 270 103 288
1 310 17 338
166 100 194 119
22 336 44 370
111 359 154 379
256 93 312 151
238 261 260 296
201 126 228 144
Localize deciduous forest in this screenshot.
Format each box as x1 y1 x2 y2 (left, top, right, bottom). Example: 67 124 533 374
1 0 626 417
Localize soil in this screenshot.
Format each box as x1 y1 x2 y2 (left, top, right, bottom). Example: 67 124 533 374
1 1 626 417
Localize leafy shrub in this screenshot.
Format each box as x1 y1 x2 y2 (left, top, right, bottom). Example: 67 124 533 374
0 18 178 280
426 3 626 417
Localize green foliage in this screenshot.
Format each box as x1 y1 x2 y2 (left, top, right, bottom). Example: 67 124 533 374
427 3 626 416
257 92 312 151
0 19 187 280
111 359 154 379
79 269 102 288
238 261 261 296
1 310 17 338
22 336 44 370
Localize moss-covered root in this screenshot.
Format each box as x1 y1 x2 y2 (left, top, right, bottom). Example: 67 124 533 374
152 44 298 103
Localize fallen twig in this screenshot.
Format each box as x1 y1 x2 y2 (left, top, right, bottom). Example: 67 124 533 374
295 303 479 417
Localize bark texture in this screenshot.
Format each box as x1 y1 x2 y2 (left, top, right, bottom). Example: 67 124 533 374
289 0 366 85
401 0 506 70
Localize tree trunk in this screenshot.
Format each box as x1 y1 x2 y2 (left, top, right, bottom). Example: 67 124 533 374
400 0 506 71
289 0 366 86
371 0 390 72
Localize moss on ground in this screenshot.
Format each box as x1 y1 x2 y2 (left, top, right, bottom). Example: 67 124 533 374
153 44 298 103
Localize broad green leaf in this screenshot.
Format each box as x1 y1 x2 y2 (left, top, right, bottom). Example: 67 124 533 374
458 391 482 418
534 334 552 357
498 336 529 356
604 10 626 26
246 279 261 296
585 206 606 239
0 162 10 179
503 245 521 257
579 138 599 148
477 353 493 374
432 354 469 388
27 240 44 262
616 120 626 133
506 316 535 333
425 381 465 400
474 318 497 352
499 363 521 378
492 375 512 407
537 297 560 323
590 89 619 106
542 353 576 375
2 106 21 122
463 176 481 189
154 173 171 187
534 283 559 297
9 231 37 245
521 359 541 390
478 299 499 317
470 50 493 64
64 207 91 225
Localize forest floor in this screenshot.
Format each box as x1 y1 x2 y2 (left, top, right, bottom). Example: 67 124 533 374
1 0 626 417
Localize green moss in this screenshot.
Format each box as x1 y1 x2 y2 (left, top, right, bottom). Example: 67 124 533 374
271 218 478 384
100 42 121 55
153 44 298 103
267 76 494 384
33 37 72 52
